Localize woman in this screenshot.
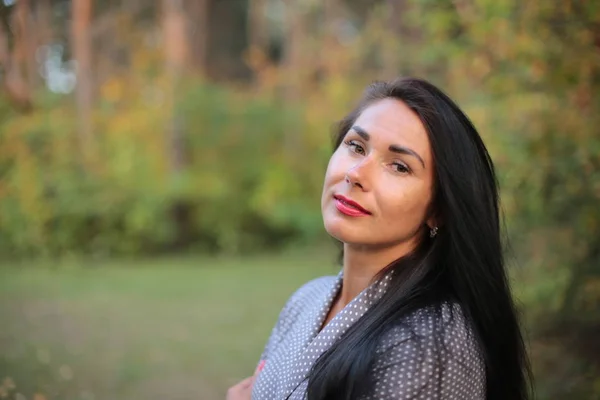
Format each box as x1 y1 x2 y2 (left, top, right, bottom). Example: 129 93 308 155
227 78 532 400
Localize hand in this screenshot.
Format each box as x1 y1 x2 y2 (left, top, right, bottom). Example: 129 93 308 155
226 360 266 400
226 375 255 400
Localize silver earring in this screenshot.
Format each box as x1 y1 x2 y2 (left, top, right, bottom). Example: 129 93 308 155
429 226 438 238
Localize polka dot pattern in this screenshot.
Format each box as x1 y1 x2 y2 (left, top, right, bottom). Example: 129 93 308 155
251 270 485 400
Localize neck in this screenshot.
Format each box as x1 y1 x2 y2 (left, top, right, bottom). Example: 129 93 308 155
338 241 414 306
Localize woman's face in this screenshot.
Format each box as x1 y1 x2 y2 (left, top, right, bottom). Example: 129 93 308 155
321 98 436 250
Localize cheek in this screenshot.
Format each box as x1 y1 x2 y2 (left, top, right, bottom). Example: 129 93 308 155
321 156 338 204
323 151 346 186
378 181 431 222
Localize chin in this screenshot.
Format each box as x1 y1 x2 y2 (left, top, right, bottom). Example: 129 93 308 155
323 216 367 245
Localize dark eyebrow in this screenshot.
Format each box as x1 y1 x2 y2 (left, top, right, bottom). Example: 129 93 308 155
351 125 426 168
389 144 425 168
351 125 370 141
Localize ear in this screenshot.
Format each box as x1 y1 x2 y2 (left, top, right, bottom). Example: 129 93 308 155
424 198 442 231
426 215 442 230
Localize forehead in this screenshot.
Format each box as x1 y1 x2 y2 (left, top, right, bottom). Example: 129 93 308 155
353 98 431 157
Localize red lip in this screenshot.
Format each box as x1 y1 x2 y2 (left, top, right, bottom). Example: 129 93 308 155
333 195 371 217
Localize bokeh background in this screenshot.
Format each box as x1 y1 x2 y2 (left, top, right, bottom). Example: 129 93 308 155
0 0 598 399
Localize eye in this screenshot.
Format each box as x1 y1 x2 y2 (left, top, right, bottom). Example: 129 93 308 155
344 140 365 155
392 162 410 174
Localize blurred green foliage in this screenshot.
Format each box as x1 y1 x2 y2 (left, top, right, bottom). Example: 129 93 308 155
0 80 326 257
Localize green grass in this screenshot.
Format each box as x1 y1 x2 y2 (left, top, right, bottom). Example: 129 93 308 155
0 248 339 400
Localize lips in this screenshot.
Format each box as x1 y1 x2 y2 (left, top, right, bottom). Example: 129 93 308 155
333 195 371 217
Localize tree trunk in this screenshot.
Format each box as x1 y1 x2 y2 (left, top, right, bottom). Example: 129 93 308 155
186 0 209 75
36 0 53 51
281 0 308 153
0 1 33 112
282 0 305 97
16 0 38 90
71 0 94 156
206 0 250 81
162 0 188 173
321 0 341 79
163 0 193 249
248 0 267 54
383 0 405 78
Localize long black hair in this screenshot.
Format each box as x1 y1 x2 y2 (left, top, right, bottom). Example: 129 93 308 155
306 78 532 400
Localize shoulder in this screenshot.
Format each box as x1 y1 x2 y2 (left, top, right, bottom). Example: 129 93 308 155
258 274 338 359
376 302 483 369
369 303 486 398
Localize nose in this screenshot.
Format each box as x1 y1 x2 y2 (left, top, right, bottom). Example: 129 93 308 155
345 159 370 191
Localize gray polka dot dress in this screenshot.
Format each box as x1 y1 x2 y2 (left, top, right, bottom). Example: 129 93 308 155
251 270 486 400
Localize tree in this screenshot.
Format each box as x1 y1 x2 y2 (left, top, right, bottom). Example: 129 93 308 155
71 0 94 156
162 0 188 173
187 0 210 75
0 1 33 112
